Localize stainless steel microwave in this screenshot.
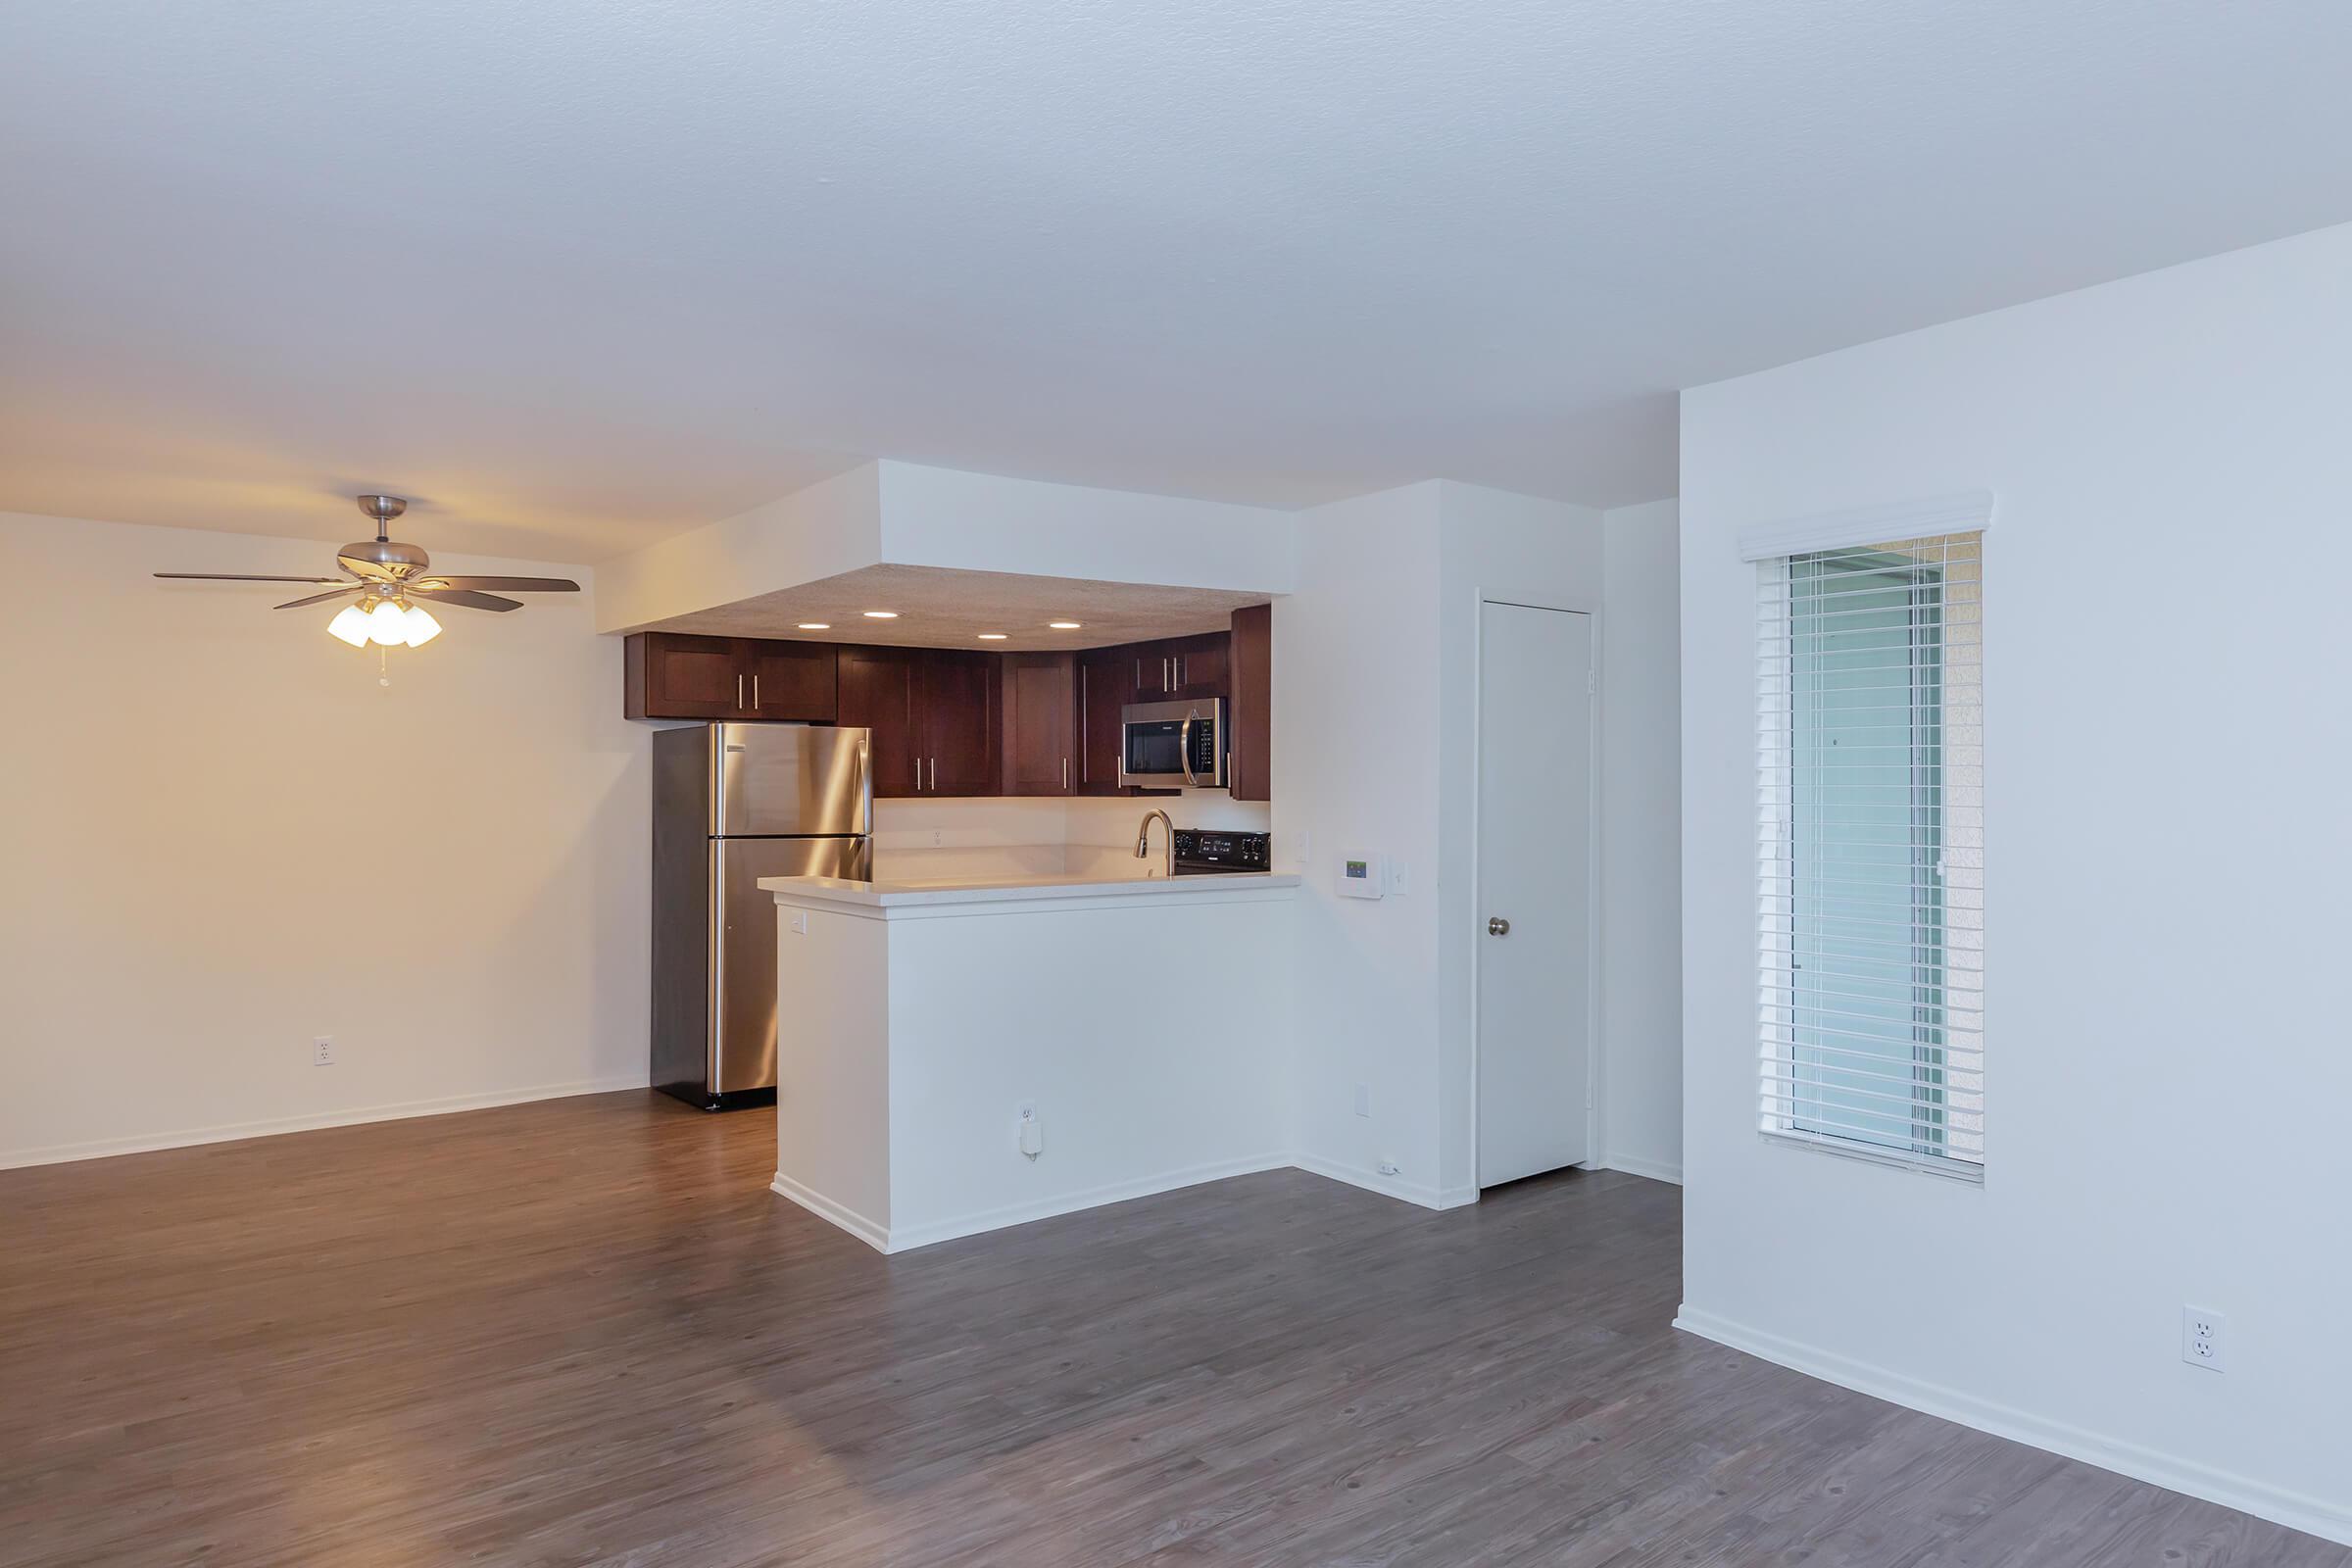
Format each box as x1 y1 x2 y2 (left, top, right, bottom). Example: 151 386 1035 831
1118 698 1226 789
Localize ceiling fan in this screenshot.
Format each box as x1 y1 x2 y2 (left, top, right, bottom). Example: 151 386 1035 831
154 494 579 648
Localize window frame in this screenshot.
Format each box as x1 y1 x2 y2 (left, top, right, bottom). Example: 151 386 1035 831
1753 523 1986 1183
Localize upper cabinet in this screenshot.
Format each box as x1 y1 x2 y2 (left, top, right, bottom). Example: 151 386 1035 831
1126 633 1228 702
1227 605 1271 803
625 615 1268 804
837 646 997 798
836 647 918 796
626 633 837 722
918 651 998 796
1075 646 1133 795
1000 653 1077 796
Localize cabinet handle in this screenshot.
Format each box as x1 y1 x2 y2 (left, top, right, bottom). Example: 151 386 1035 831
1174 655 1184 688
753 673 760 710
1062 757 1069 790
928 758 936 791
737 673 746 710
913 758 921 791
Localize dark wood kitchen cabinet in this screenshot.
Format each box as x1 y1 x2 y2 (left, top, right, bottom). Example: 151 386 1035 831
1000 653 1078 796
1126 632 1228 702
1227 603 1271 802
835 647 919 797
743 641 838 721
1076 646 1134 794
837 647 997 797
624 633 837 721
919 651 998 796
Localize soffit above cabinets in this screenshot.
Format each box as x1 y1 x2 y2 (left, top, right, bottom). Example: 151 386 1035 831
638 564 1264 652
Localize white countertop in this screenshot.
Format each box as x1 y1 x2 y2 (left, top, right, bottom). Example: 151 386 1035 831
760 869 1301 909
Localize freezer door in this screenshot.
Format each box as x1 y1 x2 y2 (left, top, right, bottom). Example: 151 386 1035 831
711 836 873 1095
711 722 870 837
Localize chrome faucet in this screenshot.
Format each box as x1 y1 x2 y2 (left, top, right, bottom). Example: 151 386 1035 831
1135 809 1175 879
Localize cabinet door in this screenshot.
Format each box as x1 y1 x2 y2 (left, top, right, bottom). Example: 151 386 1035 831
1000 653 1076 795
1077 647 1132 794
1226 605 1271 802
1168 633 1228 700
836 648 919 798
627 633 746 719
745 641 838 722
917 651 998 796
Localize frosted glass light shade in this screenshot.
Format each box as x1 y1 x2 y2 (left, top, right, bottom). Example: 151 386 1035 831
327 604 372 647
401 605 442 647
367 601 409 646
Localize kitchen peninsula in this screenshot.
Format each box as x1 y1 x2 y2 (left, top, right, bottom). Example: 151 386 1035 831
761 864 1298 1252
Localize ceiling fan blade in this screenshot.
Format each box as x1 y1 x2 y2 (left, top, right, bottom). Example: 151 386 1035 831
409 587 523 612
155 572 353 584
409 575 580 593
273 588 364 610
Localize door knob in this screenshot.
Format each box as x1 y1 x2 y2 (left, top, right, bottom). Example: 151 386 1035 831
1488 916 1510 936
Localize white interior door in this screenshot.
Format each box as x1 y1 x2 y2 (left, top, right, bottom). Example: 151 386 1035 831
1476 601 1594 1187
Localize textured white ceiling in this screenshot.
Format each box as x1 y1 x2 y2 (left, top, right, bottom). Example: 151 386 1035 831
646 565 1260 651
5 2 2351 559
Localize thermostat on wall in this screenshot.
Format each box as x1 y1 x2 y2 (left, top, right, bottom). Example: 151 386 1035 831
1336 850 1387 900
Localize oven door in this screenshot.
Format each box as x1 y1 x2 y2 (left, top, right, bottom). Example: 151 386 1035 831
1119 699 1225 788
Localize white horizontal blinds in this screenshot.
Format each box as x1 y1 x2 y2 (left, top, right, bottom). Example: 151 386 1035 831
1758 531 1984 1173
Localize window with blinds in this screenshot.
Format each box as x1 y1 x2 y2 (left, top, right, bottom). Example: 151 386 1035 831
1757 529 1984 1177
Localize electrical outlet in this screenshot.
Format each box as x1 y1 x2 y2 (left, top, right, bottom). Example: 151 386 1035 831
2181 1306 2226 1372
1016 1102 1042 1159
1377 1160 1400 1177
1353 1082 1371 1118
312 1036 334 1067
789 910 808 935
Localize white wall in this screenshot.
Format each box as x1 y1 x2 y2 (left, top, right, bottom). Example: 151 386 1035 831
1434 483 1604 1199
596 463 883 632
0 511 649 1166
871 795 1271 883
598 459 1298 632
1272 482 1449 1203
1271 479 1681 1205
1599 500 1683 1182
1677 222 2352 1544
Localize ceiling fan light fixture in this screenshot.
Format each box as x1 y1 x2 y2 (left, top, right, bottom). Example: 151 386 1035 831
326 603 372 647
402 605 442 647
367 600 410 646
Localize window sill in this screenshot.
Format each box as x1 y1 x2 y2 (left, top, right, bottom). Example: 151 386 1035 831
1759 1127 1984 1185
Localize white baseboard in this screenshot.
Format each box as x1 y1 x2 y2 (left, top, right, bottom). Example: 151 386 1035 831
1290 1152 1476 1211
768 1170 892 1252
0 1076 651 1171
882 1153 1295 1251
1673 1305 2352 1549
773 1153 1296 1253
1602 1152 1683 1185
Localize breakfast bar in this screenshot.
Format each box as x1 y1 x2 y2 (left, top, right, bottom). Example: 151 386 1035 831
760 869 1300 1252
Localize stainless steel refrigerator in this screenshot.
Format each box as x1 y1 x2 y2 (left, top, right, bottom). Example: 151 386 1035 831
652 722 872 1109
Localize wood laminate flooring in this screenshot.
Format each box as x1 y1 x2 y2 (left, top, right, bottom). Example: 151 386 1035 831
1 1092 2339 1566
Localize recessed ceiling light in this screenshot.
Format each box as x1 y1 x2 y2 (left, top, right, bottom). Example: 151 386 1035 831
977 632 1007 641
1049 620 1081 629
797 621 830 630
861 610 899 619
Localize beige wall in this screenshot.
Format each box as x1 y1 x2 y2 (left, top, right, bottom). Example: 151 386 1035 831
0 510 649 1165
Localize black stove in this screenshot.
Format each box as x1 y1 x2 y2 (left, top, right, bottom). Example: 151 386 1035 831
1171 829 1271 875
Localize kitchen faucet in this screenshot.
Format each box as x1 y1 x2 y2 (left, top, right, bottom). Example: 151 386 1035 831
1135 809 1175 879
